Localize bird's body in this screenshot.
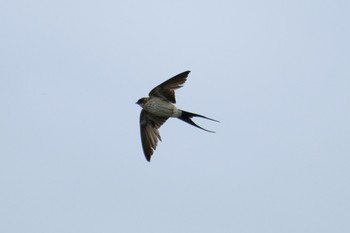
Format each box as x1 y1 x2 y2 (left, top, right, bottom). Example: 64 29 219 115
136 71 218 162
142 97 181 118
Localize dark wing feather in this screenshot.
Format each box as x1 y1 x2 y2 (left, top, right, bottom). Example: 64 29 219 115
140 110 168 161
149 71 190 103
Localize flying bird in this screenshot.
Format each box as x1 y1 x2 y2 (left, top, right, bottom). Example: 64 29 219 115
136 71 218 162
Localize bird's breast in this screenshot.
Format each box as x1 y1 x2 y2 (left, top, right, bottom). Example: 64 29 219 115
144 98 179 117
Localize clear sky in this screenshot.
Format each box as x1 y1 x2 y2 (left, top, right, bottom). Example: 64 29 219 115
1 1 349 232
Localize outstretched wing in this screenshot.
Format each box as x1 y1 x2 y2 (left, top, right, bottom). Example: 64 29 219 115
149 71 190 103
140 110 168 161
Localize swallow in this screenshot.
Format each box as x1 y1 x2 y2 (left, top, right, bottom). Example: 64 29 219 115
136 70 219 162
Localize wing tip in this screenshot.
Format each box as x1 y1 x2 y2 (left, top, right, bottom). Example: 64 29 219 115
183 70 191 77
144 149 153 162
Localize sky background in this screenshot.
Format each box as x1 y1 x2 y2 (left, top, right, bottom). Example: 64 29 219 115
1 1 349 232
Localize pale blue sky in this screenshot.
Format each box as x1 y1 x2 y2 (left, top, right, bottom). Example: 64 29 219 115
1 1 349 232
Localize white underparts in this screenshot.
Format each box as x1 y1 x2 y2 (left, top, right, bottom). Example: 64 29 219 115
144 97 181 118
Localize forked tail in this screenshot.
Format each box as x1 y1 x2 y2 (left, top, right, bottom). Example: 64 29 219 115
178 110 219 133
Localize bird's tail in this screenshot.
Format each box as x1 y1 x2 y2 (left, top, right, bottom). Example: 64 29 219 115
178 110 219 133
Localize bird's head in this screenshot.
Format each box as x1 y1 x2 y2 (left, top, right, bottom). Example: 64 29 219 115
136 97 149 107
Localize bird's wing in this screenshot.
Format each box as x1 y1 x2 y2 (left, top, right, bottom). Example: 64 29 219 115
148 71 190 103
140 110 168 161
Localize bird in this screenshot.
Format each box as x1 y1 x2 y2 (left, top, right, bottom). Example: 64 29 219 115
136 70 219 162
